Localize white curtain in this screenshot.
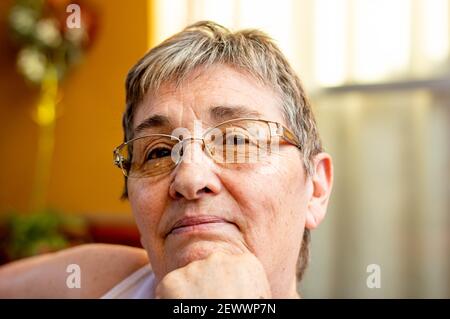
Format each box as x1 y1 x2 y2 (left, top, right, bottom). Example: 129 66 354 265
303 87 450 298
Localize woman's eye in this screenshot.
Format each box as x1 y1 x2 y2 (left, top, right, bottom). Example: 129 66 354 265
226 134 249 145
146 147 171 160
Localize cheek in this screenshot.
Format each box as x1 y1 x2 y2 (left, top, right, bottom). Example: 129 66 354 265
222 153 308 245
220 158 307 275
128 179 168 240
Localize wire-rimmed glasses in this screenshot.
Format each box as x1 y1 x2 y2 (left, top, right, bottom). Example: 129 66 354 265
113 118 301 178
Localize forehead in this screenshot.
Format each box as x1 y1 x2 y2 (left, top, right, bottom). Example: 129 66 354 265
133 64 285 132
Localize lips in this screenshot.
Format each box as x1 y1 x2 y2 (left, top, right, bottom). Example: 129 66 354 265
166 216 231 237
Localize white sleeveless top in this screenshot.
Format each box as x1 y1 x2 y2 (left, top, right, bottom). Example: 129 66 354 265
101 264 155 299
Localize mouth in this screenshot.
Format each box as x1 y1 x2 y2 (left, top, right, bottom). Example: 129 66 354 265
166 216 235 237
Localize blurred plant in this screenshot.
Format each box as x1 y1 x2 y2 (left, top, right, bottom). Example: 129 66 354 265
8 0 97 84
2 209 89 260
7 0 98 211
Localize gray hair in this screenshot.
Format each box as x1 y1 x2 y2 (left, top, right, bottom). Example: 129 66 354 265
122 21 322 282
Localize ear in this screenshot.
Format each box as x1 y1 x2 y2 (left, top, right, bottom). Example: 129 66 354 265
305 152 333 230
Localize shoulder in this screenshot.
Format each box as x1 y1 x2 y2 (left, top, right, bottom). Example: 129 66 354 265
61 243 148 269
57 243 150 297
0 243 150 298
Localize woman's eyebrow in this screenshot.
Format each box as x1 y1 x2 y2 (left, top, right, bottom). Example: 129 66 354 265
209 105 262 122
134 106 261 135
134 114 172 135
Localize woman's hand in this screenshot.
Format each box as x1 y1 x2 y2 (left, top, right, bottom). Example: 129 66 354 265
155 252 272 299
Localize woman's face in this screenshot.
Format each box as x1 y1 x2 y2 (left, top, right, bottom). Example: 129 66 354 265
127 64 314 292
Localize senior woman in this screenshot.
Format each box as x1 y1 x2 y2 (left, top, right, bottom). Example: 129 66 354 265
0 21 333 299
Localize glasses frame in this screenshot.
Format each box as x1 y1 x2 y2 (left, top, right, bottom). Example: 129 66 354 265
113 117 301 177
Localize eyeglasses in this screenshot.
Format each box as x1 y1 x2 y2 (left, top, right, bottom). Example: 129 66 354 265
113 118 301 178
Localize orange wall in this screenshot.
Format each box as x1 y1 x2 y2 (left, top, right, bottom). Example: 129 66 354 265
0 0 150 219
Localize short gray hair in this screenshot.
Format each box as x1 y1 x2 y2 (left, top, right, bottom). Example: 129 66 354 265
122 21 322 282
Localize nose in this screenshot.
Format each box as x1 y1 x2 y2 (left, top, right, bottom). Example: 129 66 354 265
169 140 221 200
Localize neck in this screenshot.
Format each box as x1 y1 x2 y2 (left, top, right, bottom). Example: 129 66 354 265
269 273 301 299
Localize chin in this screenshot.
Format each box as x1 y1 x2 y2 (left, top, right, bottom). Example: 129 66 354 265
167 239 236 270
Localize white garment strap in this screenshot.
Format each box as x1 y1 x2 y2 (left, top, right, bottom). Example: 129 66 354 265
101 264 155 299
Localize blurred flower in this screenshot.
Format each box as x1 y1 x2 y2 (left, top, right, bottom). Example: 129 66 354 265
9 5 36 37
35 18 62 48
60 1 99 49
7 0 99 86
17 47 47 83
65 27 87 47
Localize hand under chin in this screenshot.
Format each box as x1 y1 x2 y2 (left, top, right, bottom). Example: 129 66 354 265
155 251 272 299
